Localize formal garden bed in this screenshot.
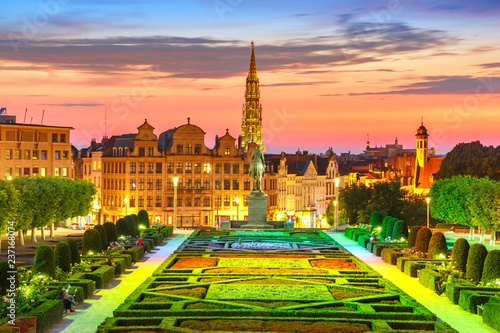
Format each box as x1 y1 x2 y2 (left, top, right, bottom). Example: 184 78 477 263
97 230 458 332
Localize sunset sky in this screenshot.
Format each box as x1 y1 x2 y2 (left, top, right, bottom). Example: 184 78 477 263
1 0 499 154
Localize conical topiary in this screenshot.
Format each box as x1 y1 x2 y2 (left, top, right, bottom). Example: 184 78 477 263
407 226 421 249
138 210 149 228
466 243 488 283
427 232 448 258
414 227 432 255
386 217 399 239
33 244 56 278
451 238 469 276
125 215 138 237
94 224 108 250
103 221 118 243
380 216 391 239
54 241 71 272
481 250 500 284
82 229 102 255
116 218 130 237
392 220 409 241
66 237 80 265
369 211 381 228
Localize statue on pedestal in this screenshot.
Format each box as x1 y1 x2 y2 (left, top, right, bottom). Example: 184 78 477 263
249 147 265 193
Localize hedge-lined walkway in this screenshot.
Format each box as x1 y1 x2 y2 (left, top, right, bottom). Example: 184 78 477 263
48 231 192 333
326 232 497 333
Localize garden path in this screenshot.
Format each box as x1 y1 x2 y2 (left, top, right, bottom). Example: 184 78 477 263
326 232 497 333
48 230 192 333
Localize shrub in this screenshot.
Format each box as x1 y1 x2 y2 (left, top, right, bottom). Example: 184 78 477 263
103 221 118 243
369 211 381 228
66 237 80 265
380 216 391 239
414 227 432 254
386 217 399 239
125 215 138 237
54 241 72 272
131 214 140 231
82 229 102 255
33 244 56 278
427 232 448 258
466 243 488 283
163 226 174 238
392 220 409 241
94 224 109 250
481 250 500 283
116 218 131 237
451 238 469 276
407 226 421 249
138 209 150 228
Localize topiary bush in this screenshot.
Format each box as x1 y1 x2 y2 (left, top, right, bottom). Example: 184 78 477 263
82 229 102 255
138 209 149 228
451 238 469 277
54 241 72 272
407 226 421 249
125 215 138 237
116 218 131 237
386 217 399 239
33 244 56 278
392 220 409 241
94 224 109 250
103 221 118 243
427 232 448 258
466 243 488 283
66 237 80 265
369 211 381 228
380 216 391 239
481 250 500 283
414 227 432 255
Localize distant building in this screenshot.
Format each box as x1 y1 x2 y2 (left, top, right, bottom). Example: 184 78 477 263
0 109 73 180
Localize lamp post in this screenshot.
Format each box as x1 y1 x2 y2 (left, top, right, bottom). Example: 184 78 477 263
235 197 240 220
173 176 178 229
124 197 128 217
426 197 430 229
334 177 340 232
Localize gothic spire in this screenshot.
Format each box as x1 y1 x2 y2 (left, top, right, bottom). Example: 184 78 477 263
248 41 258 81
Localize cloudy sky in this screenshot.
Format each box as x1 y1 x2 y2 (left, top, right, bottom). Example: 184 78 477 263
1 0 499 154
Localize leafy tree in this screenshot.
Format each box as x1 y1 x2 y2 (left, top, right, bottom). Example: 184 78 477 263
326 198 335 227
436 141 500 180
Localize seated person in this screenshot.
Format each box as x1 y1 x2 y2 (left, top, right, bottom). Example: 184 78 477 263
56 285 76 313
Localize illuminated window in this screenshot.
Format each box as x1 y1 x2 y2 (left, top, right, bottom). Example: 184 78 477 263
62 168 68 177
97 161 101 170
138 179 144 190
147 147 154 156
185 144 192 154
14 150 20 159
138 163 145 173
147 163 154 173
176 163 183 173
147 179 153 190
147 196 153 207
215 180 221 190
223 195 230 207
32 150 38 160
130 179 136 190
93 161 97 170
185 163 192 173
194 179 201 189
54 168 60 176
203 163 210 173
156 179 162 190
244 180 251 190
194 197 201 206
194 163 201 174
5 167 12 177
5 150 12 159
203 197 210 207
185 196 191 207
15 168 21 177
203 179 210 190
225 146 230 155
167 163 174 173
215 163 222 174
155 196 162 207
185 179 192 189
130 162 136 173
40 168 46 177
130 196 136 207
24 150 30 159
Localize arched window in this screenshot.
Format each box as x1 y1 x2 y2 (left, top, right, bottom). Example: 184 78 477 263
119 147 123 156
113 148 117 157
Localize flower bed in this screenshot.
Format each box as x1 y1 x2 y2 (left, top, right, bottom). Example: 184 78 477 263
178 319 372 332
310 259 359 270
216 254 312 258
170 258 217 269
329 288 379 300
231 242 292 250
204 267 327 274
157 287 207 298
230 278 307 285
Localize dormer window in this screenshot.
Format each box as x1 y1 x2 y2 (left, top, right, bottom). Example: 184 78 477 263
225 146 230 155
138 147 145 157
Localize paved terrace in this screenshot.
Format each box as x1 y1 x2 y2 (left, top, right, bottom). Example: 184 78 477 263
326 232 497 333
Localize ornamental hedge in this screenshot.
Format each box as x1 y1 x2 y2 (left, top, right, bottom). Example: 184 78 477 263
66 237 80 265
82 229 102 255
125 215 138 237
427 232 447 259
54 241 72 272
407 226 421 249
94 224 108 250
138 209 149 228
481 250 500 283
369 211 381 228
414 227 432 254
386 217 399 239
466 243 488 283
33 244 56 278
451 238 469 276
392 220 408 241
103 221 118 243
116 218 131 237
380 216 391 239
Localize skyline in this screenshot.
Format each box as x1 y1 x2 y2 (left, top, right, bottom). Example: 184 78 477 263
1 0 499 154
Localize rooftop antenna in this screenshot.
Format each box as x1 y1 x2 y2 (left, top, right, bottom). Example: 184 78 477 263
23 108 27 123
41 109 45 125
30 116 33 124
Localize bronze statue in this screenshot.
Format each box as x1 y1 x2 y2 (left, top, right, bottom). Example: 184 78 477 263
249 147 265 193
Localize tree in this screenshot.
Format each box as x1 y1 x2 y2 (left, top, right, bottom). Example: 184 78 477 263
436 141 500 180
326 198 335 227
0 180 19 251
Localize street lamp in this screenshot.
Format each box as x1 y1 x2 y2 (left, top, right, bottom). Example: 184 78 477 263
124 197 128 216
426 197 430 229
334 177 340 232
173 176 178 229
235 197 240 220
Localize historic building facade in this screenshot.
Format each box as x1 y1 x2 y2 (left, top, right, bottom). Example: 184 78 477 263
0 110 73 180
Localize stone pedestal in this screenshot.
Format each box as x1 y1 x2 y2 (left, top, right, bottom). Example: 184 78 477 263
241 193 272 229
